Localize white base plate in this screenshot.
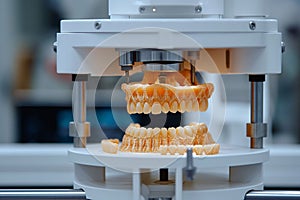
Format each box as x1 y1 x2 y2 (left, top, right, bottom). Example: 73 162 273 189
69 144 269 171
74 168 263 200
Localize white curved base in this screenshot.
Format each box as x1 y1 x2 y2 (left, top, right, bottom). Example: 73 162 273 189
74 170 263 200
70 144 268 200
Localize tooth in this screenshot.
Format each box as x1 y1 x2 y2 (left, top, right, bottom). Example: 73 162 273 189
139 128 146 138
189 124 198 134
161 128 168 145
198 123 208 134
153 128 160 136
176 127 185 137
136 102 143 114
143 102 151 114
203 144 214 155
146 128 153 138
170 101 178 113
179 101 186 113
145 138 152 152
152 102 162 115
125 125 132 134
129 102 136 114
199 99 208 112
153 127 161 151
127 127 133 137
184 126 193 137
178 145 186 155
186 136 194 145
186 100 193 112
169 145 177 155
159 145 168 155
192 100 199 112
134 127 141 138
194 145 203 155
131 138 136 152
168 127 176 145
138 138 144 152
162 102 170 114
212 144 220 155
177 127 186 145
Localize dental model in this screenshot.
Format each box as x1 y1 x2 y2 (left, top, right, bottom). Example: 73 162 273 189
101 139 119 154
158 144 220 155
119 123 219 155
122 83 214 114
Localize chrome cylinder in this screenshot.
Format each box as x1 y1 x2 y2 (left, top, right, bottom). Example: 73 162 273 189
0 189 86 200
251 81 263 123
251 81 263 149
71 78 90 148
245 190 300 200
248 75 266 149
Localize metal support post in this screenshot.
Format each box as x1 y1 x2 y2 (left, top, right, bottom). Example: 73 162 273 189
70 75 90 148
247 75 267 149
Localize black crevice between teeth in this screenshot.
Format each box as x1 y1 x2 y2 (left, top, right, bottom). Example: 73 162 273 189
130 112 182 128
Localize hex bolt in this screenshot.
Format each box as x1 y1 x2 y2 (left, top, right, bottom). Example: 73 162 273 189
94 22 102 30
184 148 196 181
195 5 202 13
249 21 256 30
53 42 57 53
139 7 146 13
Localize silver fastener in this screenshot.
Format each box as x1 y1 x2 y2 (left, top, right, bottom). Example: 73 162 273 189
95 22 102 30
195 5 202 13
139 7 146 13
53 42 57 53
249 21 256 30
281 41 286 53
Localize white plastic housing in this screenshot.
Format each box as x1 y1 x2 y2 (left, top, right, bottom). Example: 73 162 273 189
56 19 282 76
109 0 224 19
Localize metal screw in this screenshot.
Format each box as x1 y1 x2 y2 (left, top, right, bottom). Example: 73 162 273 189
139 7 146 13
195 5 202 13
249 21 256 30
184 148 196 181
94 22 102 30
53 42 57 53
281 41 286 53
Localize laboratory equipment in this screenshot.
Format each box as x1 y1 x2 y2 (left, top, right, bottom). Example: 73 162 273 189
55 0 283 199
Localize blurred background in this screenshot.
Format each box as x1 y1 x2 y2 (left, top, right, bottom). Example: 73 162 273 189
0 0 299 145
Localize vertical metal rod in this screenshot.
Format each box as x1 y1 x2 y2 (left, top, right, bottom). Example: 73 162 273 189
125 71 130 84
74 81 87 122
73 81 87 148
0 189 86 200
250 78 264 149
251 82 263 123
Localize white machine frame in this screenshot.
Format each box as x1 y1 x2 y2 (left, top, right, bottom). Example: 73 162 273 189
55 0 283 199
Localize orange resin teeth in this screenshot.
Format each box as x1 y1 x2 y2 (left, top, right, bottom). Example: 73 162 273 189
119 123 219 154
122 83 214 115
